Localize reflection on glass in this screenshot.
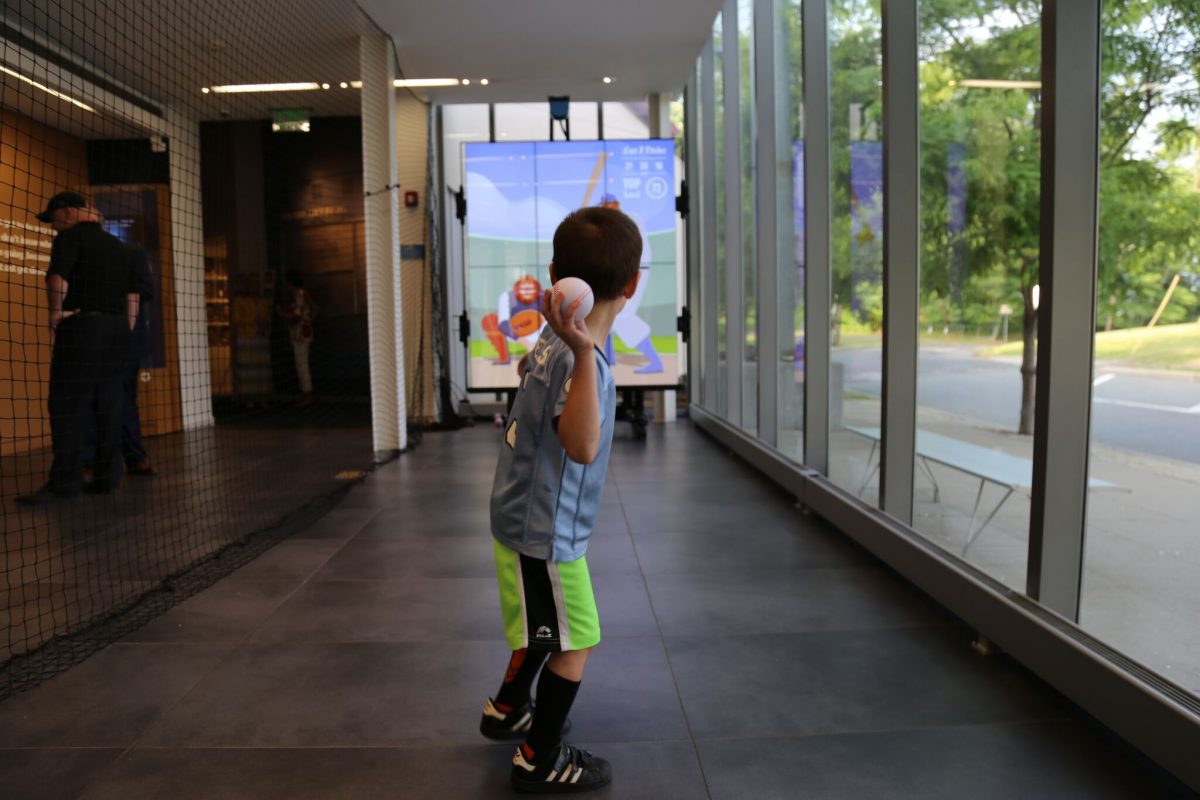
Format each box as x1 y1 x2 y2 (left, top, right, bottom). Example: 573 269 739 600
442 103 490 189
778 0 804 460
603 101 651 139
494 103 552 142
739 0 758 432
911 2 1041 592
1082 2 1200 697
826 0 883 501
714 13 728 416
568 102 600 140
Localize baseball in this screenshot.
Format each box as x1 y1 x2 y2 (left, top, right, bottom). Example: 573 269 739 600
552 277 594 322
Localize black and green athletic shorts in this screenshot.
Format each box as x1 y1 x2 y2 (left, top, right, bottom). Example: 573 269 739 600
493 539 601 652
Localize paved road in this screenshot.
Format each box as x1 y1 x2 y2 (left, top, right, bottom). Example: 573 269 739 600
832 345 1200 465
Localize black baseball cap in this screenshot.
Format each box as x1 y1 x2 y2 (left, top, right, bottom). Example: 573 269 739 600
36 191 88 223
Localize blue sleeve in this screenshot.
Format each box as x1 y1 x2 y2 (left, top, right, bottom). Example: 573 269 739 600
550 347 575 421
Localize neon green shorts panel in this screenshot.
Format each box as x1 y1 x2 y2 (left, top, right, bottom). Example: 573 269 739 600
493 539 601 652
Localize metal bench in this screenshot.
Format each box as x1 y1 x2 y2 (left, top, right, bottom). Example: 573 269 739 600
847 425 1120 555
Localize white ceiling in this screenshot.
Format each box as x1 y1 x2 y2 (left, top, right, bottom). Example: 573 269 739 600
1 0 718 137
358 0 722 103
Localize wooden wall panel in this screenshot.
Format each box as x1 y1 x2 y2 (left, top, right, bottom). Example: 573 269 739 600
0 110 88 457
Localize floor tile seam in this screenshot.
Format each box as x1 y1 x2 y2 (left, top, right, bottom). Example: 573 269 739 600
636 563 903 578
659 627 972 645
79 738 702 752
611 479 716 800
685 715 1084 747
650 619 960 639
300 573 652 585
0 745 127 751
234 634 670 646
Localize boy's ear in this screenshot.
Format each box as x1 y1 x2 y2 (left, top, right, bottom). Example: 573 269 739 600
548 263 558 284
621 270 641 299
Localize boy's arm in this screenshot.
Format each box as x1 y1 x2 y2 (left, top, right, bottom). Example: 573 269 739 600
542 289 602 464
556 350 600 464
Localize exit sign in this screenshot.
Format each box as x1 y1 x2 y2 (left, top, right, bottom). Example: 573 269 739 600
272 108 311 133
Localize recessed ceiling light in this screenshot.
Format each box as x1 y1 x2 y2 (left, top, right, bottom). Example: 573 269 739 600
602 76 613 84
321 83 330 90
0 64 95 111
209 82 321 93
462 78 471 86
480 78 489 86
340 81 349 89
393 78 461 88
201 87 211 94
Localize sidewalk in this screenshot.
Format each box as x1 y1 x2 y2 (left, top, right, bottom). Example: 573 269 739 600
833 400 1200 695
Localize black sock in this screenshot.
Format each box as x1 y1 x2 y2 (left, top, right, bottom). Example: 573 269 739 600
494 649 548 712
524 664 580 763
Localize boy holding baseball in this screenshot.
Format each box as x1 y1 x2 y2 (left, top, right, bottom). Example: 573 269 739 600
480 206 642 793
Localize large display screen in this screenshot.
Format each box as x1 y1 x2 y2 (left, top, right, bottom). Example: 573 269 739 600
464 139 679 389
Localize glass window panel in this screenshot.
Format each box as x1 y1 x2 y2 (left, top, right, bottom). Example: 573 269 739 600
442 103 490 188
568 102 600 140
739 0 758 433
1082 2 1200 697
778 0 804 461
714 13 728 416
494 102 551 142
826 0 883 500
603 100 651 139
912 2 1041 591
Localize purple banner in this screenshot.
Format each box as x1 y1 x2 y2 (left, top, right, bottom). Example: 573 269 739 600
849 141 883 312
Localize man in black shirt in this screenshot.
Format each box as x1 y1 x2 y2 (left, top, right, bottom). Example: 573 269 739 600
17 191 140 505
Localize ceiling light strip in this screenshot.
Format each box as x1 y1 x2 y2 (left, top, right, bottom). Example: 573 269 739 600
208 82 322 93
0 64 95 112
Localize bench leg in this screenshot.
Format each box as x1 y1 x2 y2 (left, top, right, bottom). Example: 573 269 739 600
963 485 1014 556
857 441 880 496
918 456 941 502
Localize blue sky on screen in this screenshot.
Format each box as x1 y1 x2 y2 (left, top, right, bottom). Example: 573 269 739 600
465 140 676 249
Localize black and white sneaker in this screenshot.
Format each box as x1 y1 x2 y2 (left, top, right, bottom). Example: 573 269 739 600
511 742 611 794
480 698 572 741
480 698 534 740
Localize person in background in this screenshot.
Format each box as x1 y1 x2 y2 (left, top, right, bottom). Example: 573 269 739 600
17 191 138 505
278 270 316 410
83 247 158 482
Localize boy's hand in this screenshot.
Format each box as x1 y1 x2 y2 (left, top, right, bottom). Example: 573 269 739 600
541 289 593 355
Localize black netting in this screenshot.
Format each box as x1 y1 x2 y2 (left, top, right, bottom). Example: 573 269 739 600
1 0 432 697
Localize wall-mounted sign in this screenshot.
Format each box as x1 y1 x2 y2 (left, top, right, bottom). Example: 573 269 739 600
272 108 312 133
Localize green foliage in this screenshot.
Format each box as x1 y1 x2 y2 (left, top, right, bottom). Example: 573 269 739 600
723 0 1197 350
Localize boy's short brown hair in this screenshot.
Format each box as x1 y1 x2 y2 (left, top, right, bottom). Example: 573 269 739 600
551 206 642 300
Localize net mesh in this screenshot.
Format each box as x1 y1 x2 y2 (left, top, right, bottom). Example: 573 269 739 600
0 0 433 697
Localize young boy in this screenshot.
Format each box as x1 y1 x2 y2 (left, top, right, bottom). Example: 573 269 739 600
481 206 642 793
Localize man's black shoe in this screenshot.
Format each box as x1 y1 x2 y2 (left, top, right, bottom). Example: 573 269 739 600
15 486 78 506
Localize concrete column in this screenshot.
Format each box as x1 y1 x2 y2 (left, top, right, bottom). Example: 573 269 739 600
166 107 214 429
360 33 407 457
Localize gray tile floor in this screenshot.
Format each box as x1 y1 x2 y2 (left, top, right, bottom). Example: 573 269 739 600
0 423 1185 799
